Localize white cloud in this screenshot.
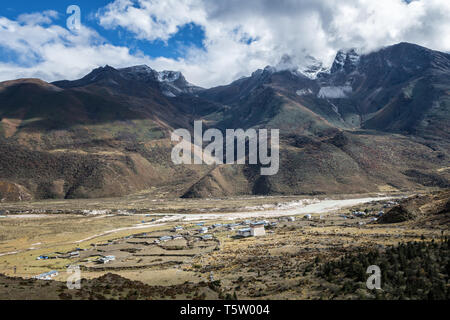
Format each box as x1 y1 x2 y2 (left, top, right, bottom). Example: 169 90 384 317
98 0 206 42
0 13 152 82
17 10 59 25
95 0 450 87
0 0 449 88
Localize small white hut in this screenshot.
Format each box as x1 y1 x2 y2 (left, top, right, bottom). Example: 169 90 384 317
250 223 266 237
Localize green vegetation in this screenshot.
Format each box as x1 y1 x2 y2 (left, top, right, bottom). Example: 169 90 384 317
319 239 449 300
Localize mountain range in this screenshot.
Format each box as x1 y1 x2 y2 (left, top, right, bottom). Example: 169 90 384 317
0 42 449 201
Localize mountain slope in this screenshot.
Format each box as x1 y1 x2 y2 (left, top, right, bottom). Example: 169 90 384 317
0 71 212 200
0 43 449 201
182 43 450 197
318 43 450 139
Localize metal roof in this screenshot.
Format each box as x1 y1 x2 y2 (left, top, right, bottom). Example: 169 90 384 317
35 270 58 278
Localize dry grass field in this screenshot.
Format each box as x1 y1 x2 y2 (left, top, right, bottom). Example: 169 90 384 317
0 190 448 299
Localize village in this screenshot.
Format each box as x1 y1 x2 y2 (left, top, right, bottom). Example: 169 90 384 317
1 191 447 300
31 216 293 279
29 210 385 281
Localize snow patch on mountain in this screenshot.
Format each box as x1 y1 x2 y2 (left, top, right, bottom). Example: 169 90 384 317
157 70 181 83
317 86 353 99
162 90 176 98
120 65 182 83
296 88 314 96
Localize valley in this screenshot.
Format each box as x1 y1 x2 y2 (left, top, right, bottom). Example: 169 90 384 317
0 42 449 202
0 190 448 299
0 41 449 300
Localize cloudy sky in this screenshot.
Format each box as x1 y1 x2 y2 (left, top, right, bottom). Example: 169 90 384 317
0 0 449 88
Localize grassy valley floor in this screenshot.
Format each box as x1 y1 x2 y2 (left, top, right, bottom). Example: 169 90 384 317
0 190 448 299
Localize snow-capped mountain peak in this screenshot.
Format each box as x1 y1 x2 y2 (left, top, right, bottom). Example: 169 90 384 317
123 65 154 73
299 55 330 79
118 65 158 81
330 49 360 74
117 65 202 97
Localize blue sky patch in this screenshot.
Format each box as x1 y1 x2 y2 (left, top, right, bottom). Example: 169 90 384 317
0 0 206 60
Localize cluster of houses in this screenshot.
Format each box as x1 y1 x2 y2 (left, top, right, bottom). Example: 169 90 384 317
154 219 284 242
341 210 379 219
30 214 313 279
190 220 270 238
338 210 384 223
234 216 305 238
36 247 86 260
32 214 306 270
352 211 367 217
279 215 313 221
383 201 399 208
189 216 304 239
36 248 116 265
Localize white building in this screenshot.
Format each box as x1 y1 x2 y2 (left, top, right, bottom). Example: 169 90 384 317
34 270 59 280
201 234 213 240
69 251 80 257
199 227 208 234
173 226 183 232
236 223 266 237
250 223 266 237
98 255 116 264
